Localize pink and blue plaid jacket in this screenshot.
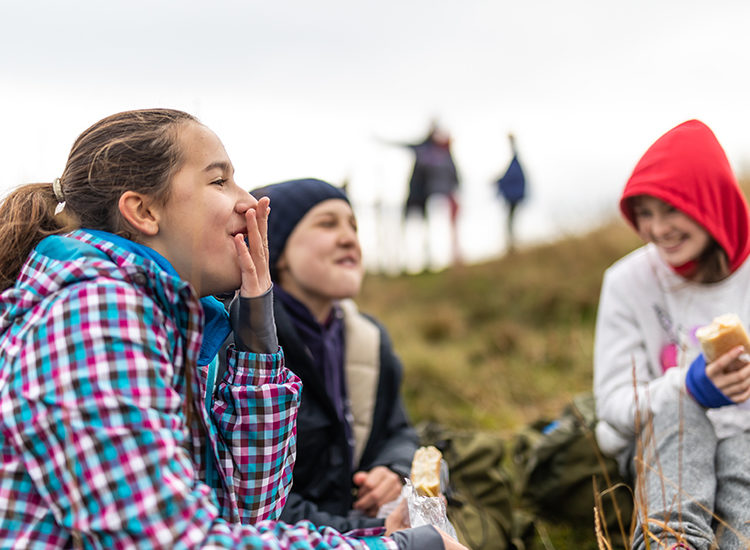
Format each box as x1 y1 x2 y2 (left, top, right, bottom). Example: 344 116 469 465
0 230 396 549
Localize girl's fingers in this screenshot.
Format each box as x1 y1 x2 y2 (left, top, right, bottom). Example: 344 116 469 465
234 231 264 295
244 206 261 259
718 362 750 394
714 371 747 393
724 381 750 403
244 207 271 286
255 198 272 288
256 196 270 256
236 202 272 297
721 377 750 397
234 233 254 275
733 387 750 404
702 347 750 404
705 346 746 379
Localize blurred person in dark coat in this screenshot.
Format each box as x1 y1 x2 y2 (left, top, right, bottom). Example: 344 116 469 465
495 133 527 252
385 121 462 269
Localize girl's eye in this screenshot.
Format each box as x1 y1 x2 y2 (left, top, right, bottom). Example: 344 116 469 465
314 215 337 227
211 178 227 187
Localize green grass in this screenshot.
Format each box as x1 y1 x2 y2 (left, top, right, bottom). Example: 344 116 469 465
357 219 642 548
359 219 640 434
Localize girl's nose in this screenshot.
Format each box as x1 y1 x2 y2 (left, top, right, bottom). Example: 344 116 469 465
650 213 672 238
235 186 258 213
338 224 358 246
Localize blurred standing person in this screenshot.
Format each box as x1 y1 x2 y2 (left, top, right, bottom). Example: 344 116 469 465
495 133 527 252
385 121 461 271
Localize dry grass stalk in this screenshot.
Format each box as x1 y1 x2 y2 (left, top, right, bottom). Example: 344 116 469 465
594 504 613 550
575 405 634 547
631 357 651 550
596 479 636 548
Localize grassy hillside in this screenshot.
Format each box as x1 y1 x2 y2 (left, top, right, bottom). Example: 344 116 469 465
358 219 641 435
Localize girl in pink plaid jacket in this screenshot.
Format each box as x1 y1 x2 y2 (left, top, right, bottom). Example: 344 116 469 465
0 109 454 550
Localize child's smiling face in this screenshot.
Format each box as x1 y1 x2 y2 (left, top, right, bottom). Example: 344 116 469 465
632 195 711 269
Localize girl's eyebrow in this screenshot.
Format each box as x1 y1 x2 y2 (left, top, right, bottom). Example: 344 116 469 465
204 161 234 174
312 210 338 218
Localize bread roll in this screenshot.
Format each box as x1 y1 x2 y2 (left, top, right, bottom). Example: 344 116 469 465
696 313 750 363
410 445 442 497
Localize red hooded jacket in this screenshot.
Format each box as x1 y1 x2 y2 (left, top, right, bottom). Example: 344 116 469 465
620 119 750 274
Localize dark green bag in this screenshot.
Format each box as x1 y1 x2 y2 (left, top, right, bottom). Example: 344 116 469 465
419 425 534 550
511 393 633 547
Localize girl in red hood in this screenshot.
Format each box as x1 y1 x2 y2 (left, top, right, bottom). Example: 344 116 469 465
593 120 750 549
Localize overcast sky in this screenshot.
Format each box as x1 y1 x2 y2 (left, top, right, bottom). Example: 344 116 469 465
3 0 750 266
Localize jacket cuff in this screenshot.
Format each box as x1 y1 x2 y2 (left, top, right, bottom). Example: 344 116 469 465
229 286 278 353
685 354 733 408
387 463 411 479
390 525 444 550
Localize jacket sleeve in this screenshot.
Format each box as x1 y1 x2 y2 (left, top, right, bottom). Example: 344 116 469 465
211 345 300 522
208 287 295 522
278 498 444 550
281 492 385 532
593 267 685 454
10 280 398 549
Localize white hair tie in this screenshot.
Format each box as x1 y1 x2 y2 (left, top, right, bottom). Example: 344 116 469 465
52 178 66 215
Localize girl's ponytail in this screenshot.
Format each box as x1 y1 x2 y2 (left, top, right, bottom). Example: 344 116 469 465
0 182 78 292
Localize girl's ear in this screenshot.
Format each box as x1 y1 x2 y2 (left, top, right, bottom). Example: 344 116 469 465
118 191 160 236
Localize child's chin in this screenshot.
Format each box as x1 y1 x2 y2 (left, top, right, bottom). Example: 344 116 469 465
213 276 242 298
339 281 363 299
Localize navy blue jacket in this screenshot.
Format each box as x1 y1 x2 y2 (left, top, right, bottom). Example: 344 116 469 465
496 155 526 204
276 299 419 532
